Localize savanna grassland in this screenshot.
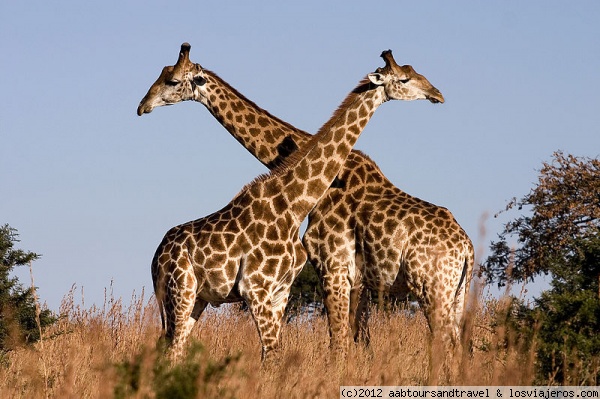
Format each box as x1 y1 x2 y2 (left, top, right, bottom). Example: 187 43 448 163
0 284 546 399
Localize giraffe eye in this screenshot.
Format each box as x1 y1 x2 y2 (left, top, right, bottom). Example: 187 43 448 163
166 79 180 86
399 78 410 84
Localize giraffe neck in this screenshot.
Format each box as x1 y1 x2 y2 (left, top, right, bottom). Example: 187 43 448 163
195 70 312 169
273 77 386 222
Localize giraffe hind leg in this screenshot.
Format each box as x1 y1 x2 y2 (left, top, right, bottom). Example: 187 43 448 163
179 298 208 343
321 272 351 358
423 275 466 383
350 286 371 347
160 264 199 361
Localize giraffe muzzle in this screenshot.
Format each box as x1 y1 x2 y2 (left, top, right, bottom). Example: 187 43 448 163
426 89 445 104
137 101 156 116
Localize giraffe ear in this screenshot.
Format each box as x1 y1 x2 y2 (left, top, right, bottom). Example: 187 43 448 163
368 73 385 86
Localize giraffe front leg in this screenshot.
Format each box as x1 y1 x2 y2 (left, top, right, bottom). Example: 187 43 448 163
247 295 286 363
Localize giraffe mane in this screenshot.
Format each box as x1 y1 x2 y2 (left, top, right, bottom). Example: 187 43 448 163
205 68 309 137
268 75 374 177
350 149 384 173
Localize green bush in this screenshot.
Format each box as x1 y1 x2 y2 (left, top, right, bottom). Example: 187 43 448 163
0 224 55 352
114 341 240 399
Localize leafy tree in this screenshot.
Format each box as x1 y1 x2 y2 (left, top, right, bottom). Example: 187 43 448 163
482 152 600 384
482 151 600 286
0 224 55 352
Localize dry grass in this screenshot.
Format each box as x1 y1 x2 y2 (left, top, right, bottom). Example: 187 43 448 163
0 284 543 399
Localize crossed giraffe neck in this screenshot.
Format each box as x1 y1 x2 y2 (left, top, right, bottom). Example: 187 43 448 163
138 43 443 170
141 48 444 361
191 69 307 170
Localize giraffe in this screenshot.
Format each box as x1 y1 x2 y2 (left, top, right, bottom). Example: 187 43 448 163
139 48 445 361
138 44 468 364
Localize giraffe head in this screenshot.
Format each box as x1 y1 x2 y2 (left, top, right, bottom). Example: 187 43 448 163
137 43 206 116
368 50 444 104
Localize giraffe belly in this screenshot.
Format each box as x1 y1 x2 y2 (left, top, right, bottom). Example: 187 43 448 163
361 242 413 298
197 284 243 306
194 257 243 305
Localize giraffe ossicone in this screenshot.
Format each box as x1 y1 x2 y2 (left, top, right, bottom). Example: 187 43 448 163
139 46 450 362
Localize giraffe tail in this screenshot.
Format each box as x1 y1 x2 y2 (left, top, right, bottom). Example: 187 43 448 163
151 253 168 337
454 243 475 341
453 256 469 306
156 293 167 334
153 277 169 352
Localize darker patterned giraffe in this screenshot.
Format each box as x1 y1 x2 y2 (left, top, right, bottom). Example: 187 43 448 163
139 48 445 360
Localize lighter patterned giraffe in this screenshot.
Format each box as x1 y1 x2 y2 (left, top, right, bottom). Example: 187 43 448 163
140 49 444 361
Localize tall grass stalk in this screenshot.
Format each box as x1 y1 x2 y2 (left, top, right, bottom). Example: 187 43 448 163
28 261 49 399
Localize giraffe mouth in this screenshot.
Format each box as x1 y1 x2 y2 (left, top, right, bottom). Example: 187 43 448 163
137 101 176 116
426 89 445 104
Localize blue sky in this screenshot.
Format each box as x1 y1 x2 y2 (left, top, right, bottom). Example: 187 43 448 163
2 2 599 311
